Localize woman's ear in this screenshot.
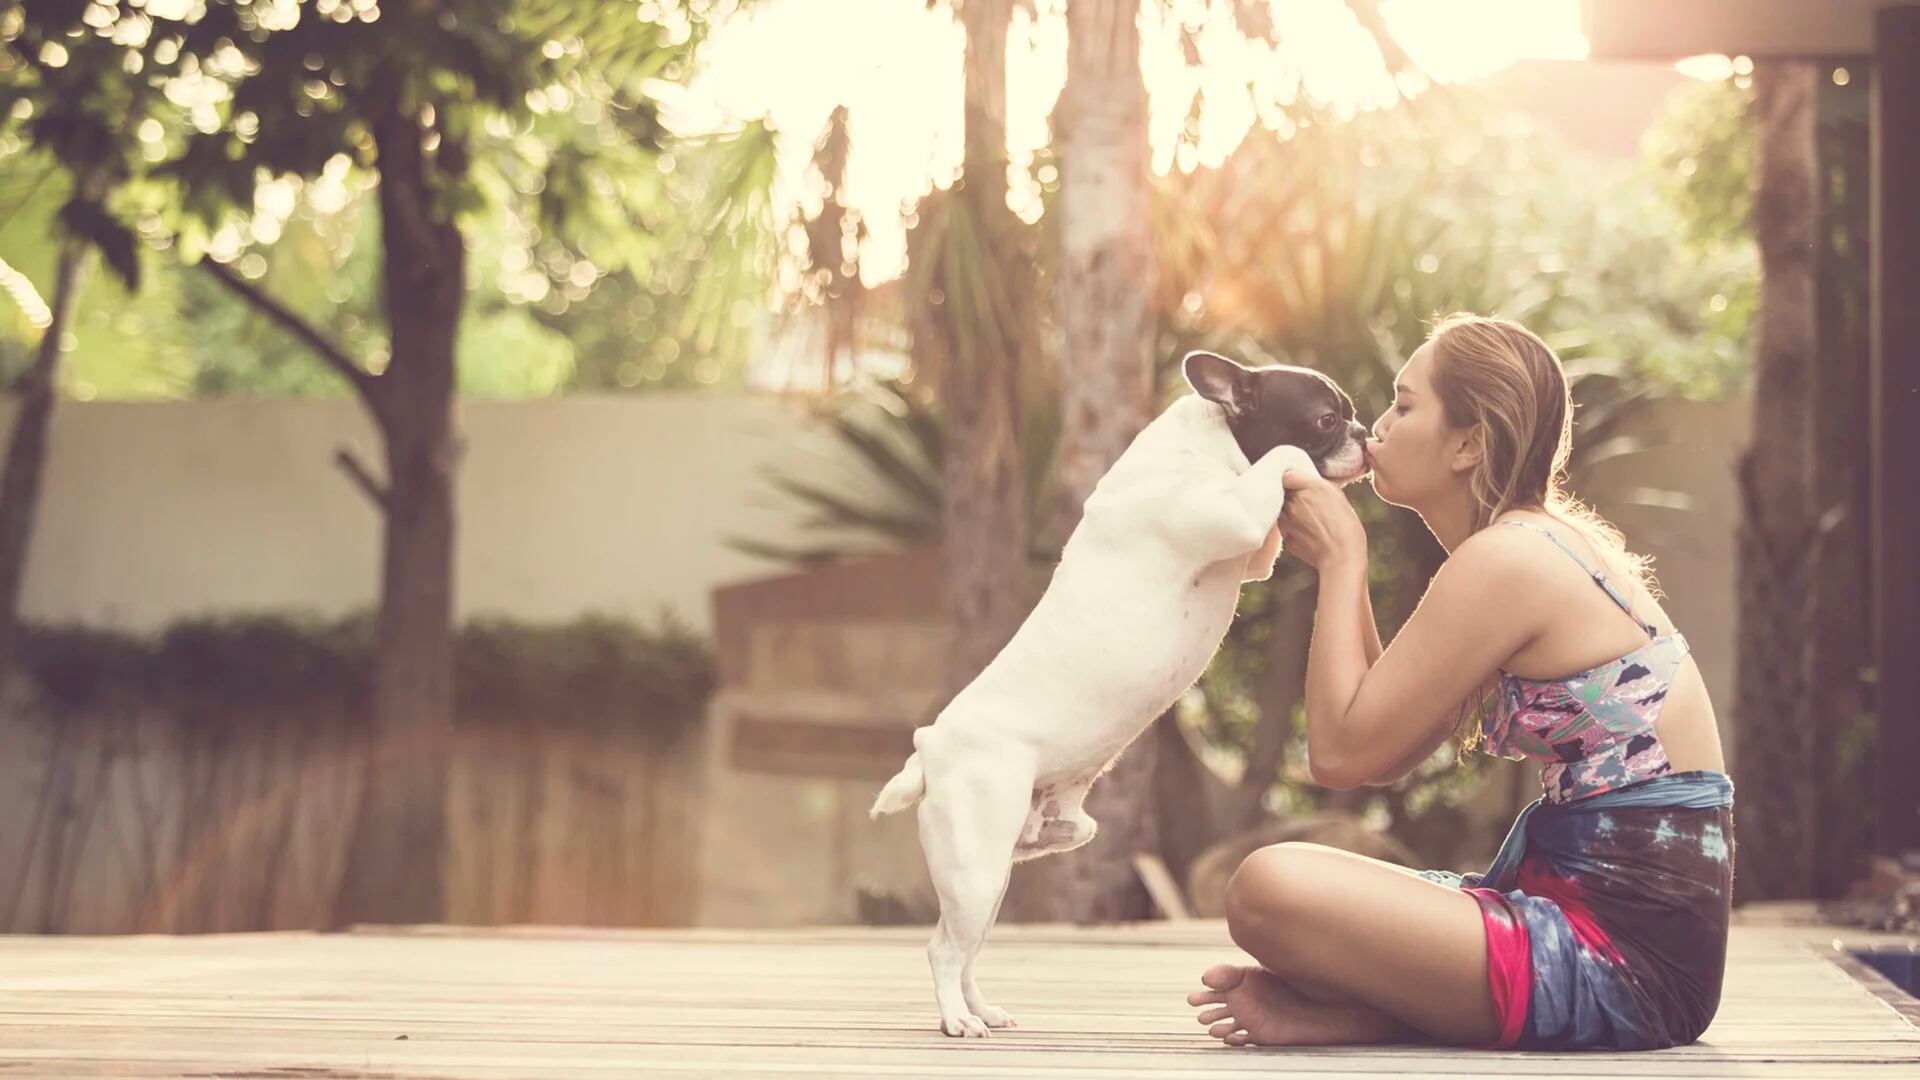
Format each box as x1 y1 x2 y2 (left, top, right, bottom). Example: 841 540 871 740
1450 424 1486 473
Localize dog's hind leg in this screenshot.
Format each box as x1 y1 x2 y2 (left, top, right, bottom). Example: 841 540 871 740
1013 777 1099 862
918 773 1027 1037
960 867 1015 1029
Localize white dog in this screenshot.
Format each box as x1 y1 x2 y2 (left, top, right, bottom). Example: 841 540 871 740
869 350 1372 1037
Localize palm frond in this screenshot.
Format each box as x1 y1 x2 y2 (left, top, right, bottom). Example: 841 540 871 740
1599 486 1695 513
720 535 882 569
825 411 942 513
1570 433 1665 470
764 474 936 542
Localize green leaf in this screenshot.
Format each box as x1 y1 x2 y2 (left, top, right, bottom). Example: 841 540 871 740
56 198 138 291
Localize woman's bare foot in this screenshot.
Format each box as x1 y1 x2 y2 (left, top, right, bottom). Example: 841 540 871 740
1185 963 1416 1047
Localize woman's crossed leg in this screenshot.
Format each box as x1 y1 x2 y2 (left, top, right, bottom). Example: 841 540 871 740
1187 841 1503 1047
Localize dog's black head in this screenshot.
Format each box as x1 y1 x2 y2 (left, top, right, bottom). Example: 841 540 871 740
1183 351 1370 482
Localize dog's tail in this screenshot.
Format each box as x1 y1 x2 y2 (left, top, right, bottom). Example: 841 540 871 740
868 753 926 818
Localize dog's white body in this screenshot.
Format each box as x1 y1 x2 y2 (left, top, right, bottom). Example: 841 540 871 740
870 391 1333 1037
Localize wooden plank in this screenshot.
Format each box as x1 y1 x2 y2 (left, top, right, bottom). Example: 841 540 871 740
0 921 1911 1078
730 714 915 779
709 548 948 685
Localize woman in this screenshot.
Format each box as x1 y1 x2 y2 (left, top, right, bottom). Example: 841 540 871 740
1185 314 1735 1051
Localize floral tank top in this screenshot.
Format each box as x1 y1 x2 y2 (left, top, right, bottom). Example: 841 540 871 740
1482 521 1688 804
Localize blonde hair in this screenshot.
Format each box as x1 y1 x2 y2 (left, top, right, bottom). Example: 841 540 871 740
1424 312 1660 752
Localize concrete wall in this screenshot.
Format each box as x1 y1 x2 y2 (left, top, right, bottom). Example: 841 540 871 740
6 394 834 635
1580 394 1750 771
11 391 1746 666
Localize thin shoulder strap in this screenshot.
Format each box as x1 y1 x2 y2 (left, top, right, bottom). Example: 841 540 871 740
1500 520 1657 637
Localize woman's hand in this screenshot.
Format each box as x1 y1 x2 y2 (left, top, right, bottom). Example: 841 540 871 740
1278 467 1368 573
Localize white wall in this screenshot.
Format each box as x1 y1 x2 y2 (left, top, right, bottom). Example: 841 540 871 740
8 394 829 634
1580 394 1749 768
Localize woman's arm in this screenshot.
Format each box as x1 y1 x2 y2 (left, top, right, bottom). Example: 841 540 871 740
1305 532 1537 789
1303 558 1374 784
1359 573 1383 666
1362 715 1457 786
1273 470 1535 790
1327 574 1407 785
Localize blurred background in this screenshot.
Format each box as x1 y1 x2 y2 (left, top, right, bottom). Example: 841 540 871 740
0 0 1907 935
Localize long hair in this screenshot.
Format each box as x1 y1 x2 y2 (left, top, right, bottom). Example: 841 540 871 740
1424 313 1660 752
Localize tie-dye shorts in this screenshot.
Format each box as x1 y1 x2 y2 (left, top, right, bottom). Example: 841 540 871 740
1419 770 1737 1051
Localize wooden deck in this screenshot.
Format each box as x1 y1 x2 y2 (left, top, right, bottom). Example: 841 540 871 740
0 916 1914 1078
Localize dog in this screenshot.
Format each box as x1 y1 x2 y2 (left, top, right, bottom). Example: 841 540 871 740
868 350 1371 1037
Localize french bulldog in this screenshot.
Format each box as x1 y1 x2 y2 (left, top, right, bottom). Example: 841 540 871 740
869 350 1370 1037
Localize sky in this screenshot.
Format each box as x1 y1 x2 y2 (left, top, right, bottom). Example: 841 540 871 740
659 0 1597 284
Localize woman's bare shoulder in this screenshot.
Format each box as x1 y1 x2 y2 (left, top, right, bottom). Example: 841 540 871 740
1437 521 1583 624
1449 520 1572 584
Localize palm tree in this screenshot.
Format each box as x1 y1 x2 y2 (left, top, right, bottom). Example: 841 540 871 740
1734 60 1820 901
1047 0 1161 924
916 0 1040 697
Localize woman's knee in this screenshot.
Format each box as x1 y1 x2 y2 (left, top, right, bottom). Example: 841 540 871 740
1223 842 1319 943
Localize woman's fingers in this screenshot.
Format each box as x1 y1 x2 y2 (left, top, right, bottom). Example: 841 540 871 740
1279 465 1326 490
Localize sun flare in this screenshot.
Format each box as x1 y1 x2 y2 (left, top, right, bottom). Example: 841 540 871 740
661 0 1591 285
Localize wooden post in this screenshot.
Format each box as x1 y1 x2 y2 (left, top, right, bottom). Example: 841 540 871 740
1872 4 1920 859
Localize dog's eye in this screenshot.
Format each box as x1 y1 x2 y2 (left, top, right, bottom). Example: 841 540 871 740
1316 414 1338 431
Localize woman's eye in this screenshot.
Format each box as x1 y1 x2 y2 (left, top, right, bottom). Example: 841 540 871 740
1394 404 1410 415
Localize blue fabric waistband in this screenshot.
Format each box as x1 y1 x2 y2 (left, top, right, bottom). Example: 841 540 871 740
1472 770 1734 891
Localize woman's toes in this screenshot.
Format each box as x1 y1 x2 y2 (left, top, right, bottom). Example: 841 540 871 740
1224 1030 1252 1046
1186 988 1226 1007
1201 963 1249 992
1209 1019 1241 1039
1197 1005 1233 1025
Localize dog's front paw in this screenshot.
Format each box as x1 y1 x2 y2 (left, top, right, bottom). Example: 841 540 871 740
941 1012 993 1038
975 1004 1017 1029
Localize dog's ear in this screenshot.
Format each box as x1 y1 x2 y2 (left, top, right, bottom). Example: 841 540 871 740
1183 351 1252 416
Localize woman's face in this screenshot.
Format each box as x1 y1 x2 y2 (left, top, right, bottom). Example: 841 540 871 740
1367 340 1472 510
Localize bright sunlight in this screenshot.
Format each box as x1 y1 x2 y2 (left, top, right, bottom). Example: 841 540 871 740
659 0 1590 284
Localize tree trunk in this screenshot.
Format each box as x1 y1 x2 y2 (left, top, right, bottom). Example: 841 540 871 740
0 237 88 682
1734 60 1820 902
1809 72 1874 897
1047 1 1155 533
914 0 1044 921
808 106 863 391
937 0 1033 694
1044 0 1162 925
330 103 465 928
